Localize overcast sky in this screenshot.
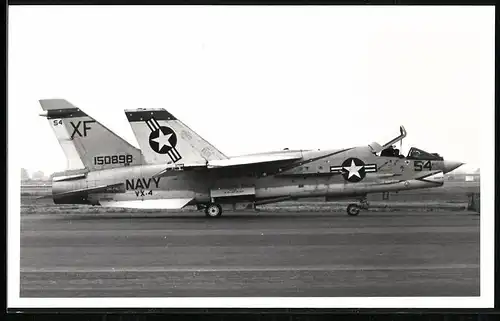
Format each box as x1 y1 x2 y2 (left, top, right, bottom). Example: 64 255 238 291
9 6 494 176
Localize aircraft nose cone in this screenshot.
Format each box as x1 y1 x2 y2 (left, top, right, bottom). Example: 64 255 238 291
443 160 464 174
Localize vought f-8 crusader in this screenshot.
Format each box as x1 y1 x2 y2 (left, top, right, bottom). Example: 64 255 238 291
39 99 463 217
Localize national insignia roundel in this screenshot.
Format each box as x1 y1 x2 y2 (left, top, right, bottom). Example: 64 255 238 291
149 126 177 154
145 117 182 163
329 157 378 183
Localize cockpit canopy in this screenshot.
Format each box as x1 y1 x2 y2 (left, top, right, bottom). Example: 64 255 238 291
406 147 443 160
379 146 443 160
380 146 404 158
369 126 407 155
370 126 443 161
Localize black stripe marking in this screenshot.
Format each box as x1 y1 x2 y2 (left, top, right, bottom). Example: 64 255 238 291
151 118 161 129
145 120 155 132
146 119 160 131
126 110 177 122
172 148 181 160
167 148 182 162
146 118 160 131
45 108 87 119
167 150 174 162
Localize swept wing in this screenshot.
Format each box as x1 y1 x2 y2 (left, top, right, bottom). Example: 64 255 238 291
152 152 304 177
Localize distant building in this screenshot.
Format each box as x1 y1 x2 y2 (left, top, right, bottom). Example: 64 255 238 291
445 170 480 182
31 170 45 181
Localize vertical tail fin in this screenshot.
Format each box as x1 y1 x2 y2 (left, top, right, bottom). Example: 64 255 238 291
125 108 227 165
39 99 144 171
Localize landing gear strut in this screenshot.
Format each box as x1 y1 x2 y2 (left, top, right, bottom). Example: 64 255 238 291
204 203 222 218
346 197 369 216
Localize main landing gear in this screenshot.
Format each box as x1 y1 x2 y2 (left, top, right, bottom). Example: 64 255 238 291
204 203 222 218
197 202 223 218
346 197 369 216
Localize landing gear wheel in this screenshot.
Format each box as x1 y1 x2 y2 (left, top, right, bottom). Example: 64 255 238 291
205 203 222 218
347 204 360 216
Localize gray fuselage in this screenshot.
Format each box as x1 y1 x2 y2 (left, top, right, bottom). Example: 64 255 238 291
52 146 448 207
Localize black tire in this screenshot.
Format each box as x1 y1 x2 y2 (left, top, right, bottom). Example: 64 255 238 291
347 204 360 216
205 203 222 218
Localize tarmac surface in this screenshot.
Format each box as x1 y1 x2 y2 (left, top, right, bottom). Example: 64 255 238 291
20 210 480 297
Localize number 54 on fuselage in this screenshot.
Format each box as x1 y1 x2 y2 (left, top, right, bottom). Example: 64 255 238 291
39 99 463 217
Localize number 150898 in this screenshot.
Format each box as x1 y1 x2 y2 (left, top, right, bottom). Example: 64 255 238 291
94 155 133 165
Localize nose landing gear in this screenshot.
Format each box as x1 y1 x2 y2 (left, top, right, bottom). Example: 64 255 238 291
346 197 369 216
347 204 360 216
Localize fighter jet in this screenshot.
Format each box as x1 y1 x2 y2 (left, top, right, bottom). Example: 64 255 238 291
38 99 463 217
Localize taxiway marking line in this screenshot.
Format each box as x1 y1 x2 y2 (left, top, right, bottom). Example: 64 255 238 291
20 226 477 237
21 263 479 273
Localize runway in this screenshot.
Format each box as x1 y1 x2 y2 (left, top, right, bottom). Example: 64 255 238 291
20 210 480 297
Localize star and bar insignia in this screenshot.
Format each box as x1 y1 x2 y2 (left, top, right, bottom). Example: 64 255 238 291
330 157 377 183
146 117 182 163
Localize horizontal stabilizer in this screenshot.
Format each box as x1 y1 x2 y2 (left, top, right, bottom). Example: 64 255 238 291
53 173 87 182
36 194 54 200
53 183 125 199
99 199 193 209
